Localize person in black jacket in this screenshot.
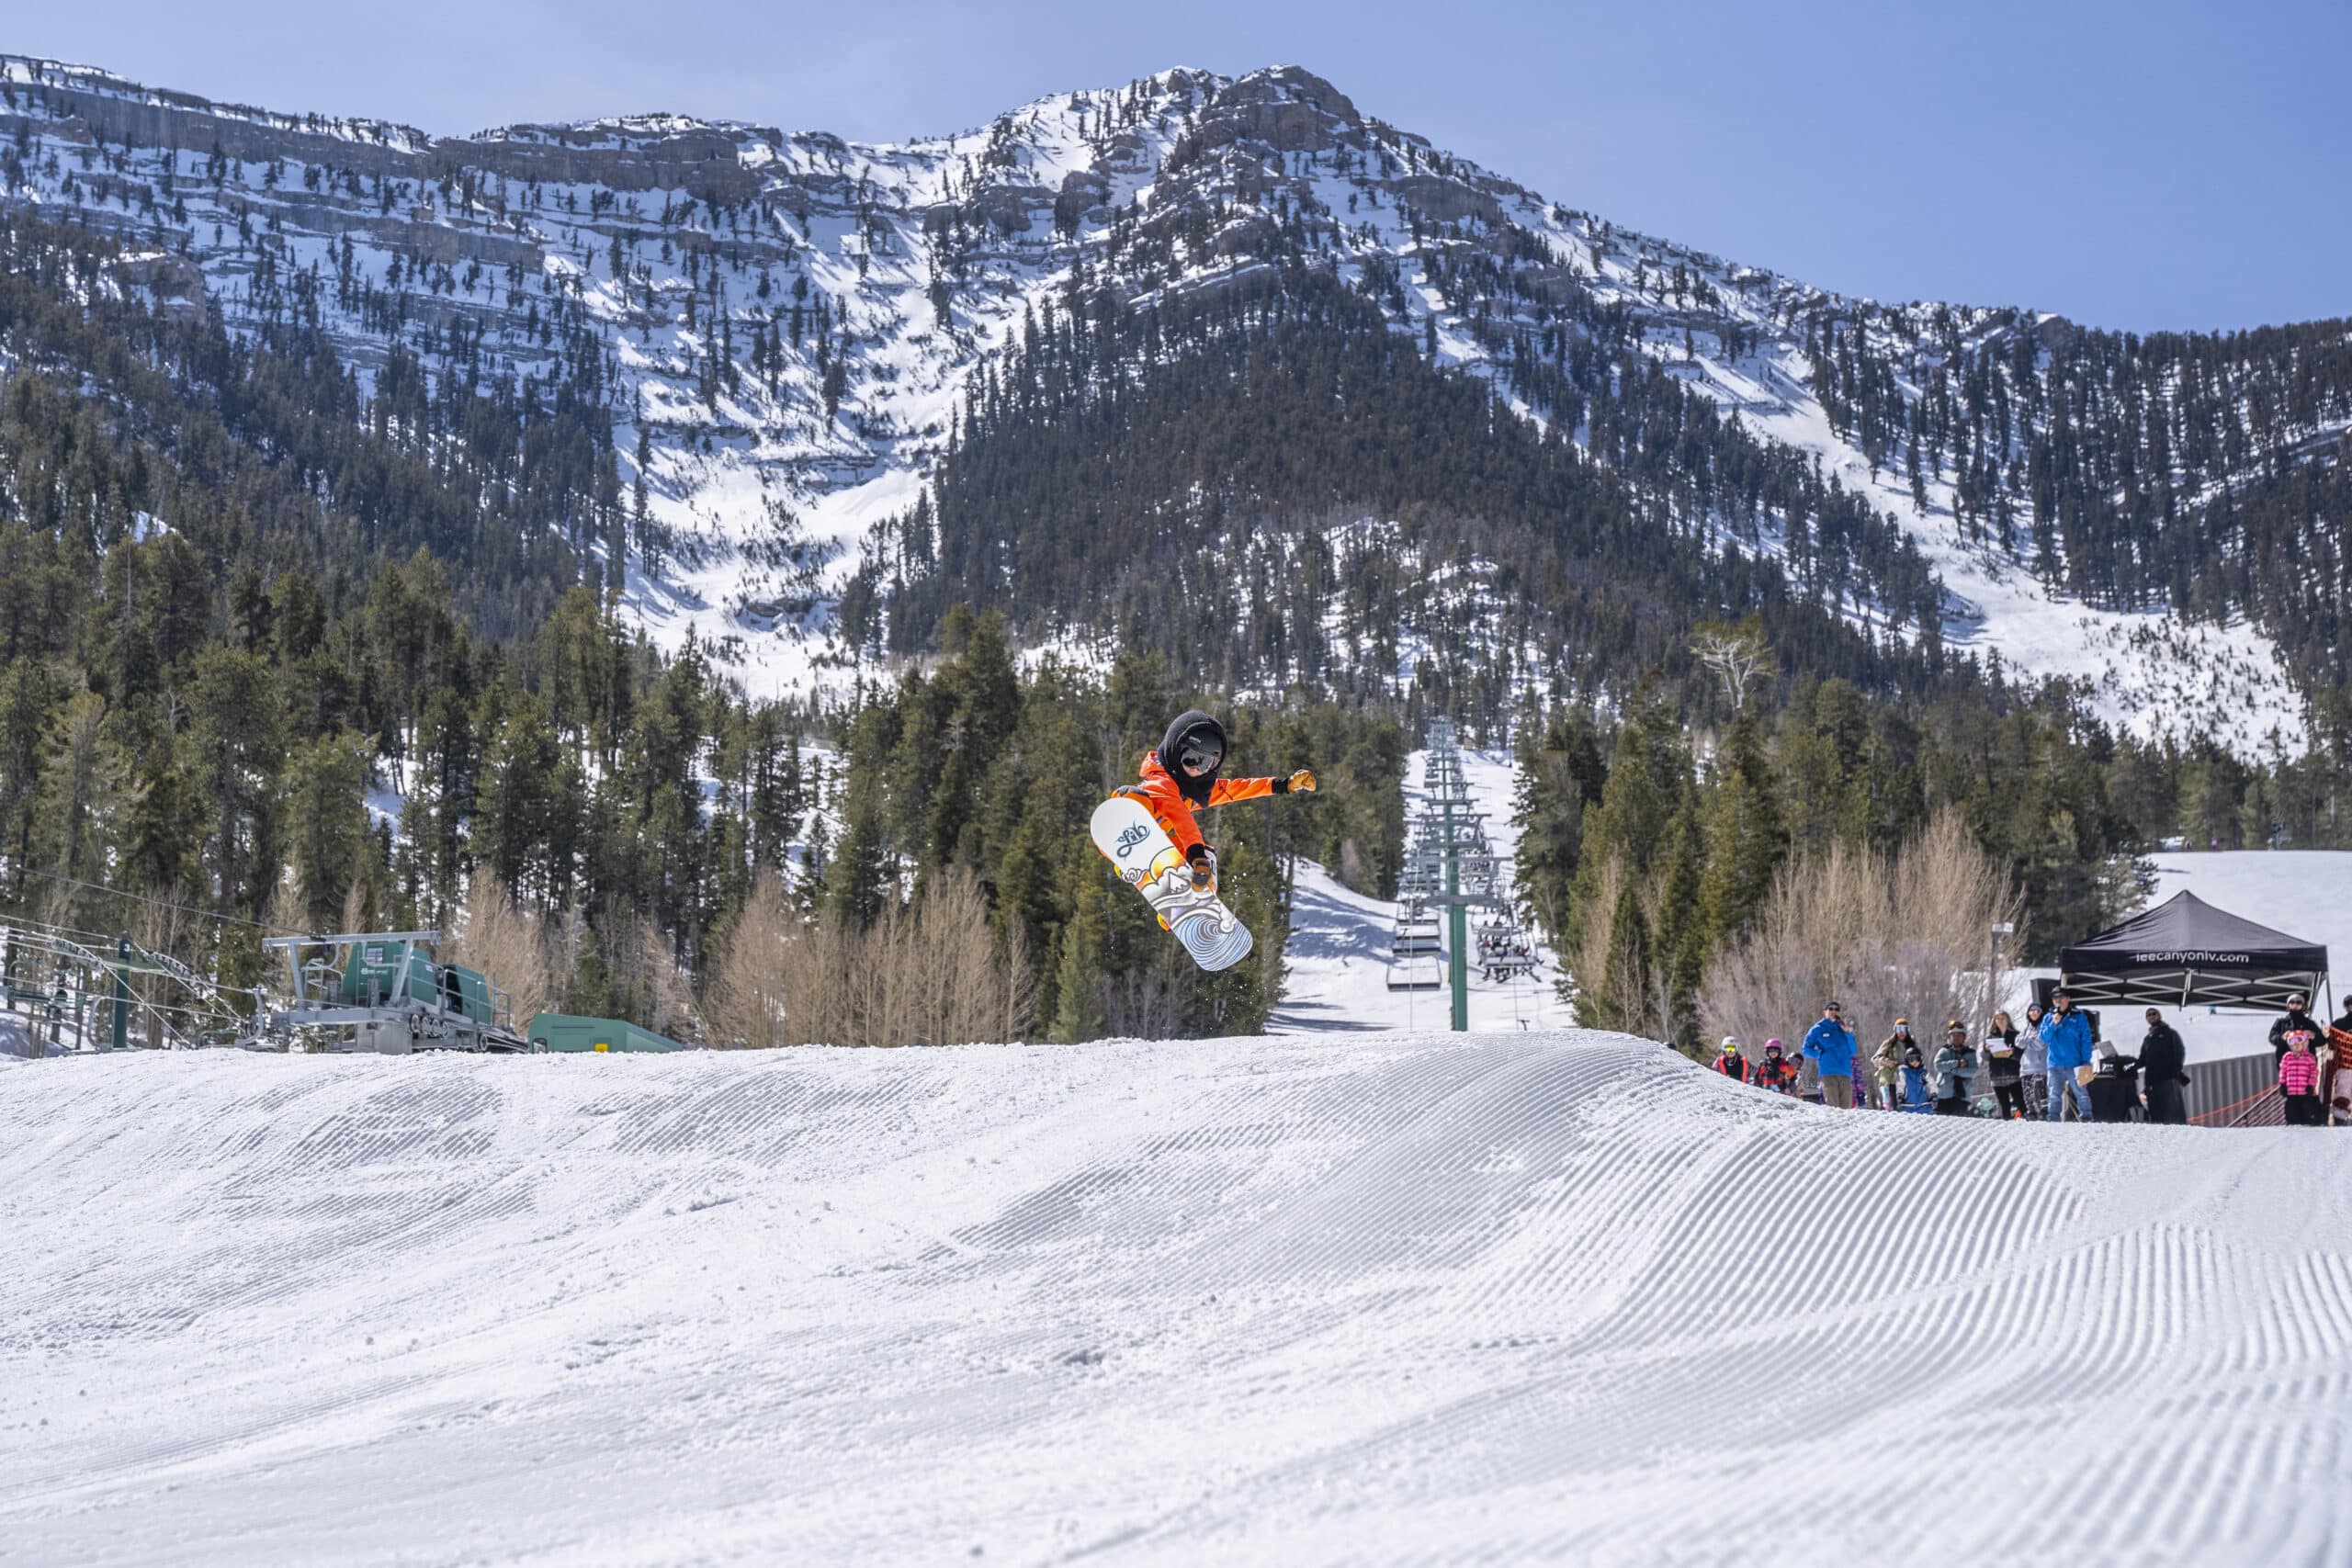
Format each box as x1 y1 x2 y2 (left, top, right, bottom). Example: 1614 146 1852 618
2086 1049 2142 1123
1982 1009 2028 1120
2269 993 2324 1061
2140 1008 2189 1125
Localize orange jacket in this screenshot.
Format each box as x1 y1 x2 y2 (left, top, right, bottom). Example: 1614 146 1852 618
1118 751 1276 856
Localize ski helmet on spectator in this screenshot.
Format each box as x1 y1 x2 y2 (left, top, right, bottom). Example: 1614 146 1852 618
1764 1038 1782 1053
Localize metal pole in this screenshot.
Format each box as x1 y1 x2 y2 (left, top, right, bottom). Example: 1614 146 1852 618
1447 863 1467 1031
112 936 130 1053
1445 790 1467 1032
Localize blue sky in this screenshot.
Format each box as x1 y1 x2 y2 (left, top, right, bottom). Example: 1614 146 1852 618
12 0 2345 331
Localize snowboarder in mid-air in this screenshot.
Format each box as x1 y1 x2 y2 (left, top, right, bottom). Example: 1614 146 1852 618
1114 710 1316 894
1087 710 1316 973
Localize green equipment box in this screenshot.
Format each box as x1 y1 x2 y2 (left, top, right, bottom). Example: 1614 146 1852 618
524 1012 688 1054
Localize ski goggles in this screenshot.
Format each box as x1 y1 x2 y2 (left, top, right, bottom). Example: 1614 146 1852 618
1178 739 1224 773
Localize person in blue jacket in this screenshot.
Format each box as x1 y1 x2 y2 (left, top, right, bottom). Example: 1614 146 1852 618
1802 1000 1860 1109
2038 987 2097 1122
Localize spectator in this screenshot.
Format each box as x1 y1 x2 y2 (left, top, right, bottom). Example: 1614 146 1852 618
1714 1036 1753 1083
2329 1007 2352 1126
2038 987 2097 1122
2139 1009 2189 1126
2269 992 2324 1062
1754 1039 1802 1096
1872 1018 1918 1111
1898 1042 1932 1111
2279 1029 2324 1126
1803 1001 1860 1109
1930 1021 1979 1116
1983 1009 2028 1120
2087 1049 2142 1123
2019 1001 2051 1120
2314 1001 2352 1123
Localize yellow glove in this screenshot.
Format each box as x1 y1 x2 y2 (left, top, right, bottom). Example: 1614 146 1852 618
1287 770 1317 794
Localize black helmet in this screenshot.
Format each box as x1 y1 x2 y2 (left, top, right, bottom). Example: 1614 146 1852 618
1160 710 1227 804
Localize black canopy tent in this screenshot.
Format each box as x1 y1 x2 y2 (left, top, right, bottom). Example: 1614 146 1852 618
2055 891 2330 1011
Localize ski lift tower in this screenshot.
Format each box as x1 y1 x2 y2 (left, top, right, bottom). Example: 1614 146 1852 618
1394 719 1516 1030
0 919 260 1051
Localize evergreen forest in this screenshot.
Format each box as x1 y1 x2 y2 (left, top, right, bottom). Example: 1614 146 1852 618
3 204 2349 1049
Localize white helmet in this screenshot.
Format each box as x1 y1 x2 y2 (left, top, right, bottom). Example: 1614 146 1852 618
1720 1035 1742 1052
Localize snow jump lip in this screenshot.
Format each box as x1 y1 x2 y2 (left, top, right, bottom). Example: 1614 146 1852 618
0 1032 2345 1566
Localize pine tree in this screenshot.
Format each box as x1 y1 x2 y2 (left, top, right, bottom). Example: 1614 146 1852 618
28 690 126 909
1695 715 1785 951
180 645 288 912
1048 874 1110 1043
826 791 895 931
1646 792 1705 1052
121 756 205 896
1511 701 1605 947
1563 694 1687 961
282 732 372 929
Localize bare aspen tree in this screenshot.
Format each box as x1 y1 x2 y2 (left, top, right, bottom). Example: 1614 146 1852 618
702 868 1032 1048
1690 621 1776 713
1700 810 2023 1055
446 870 557 1028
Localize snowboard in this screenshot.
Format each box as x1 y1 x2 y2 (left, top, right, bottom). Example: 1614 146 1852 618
1088 796 1255 973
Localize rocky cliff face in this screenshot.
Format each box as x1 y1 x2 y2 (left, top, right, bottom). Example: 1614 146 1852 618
0 55 2337 745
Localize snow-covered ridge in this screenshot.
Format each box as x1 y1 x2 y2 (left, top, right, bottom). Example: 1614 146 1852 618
0 54 431 151
0 53 2325 744
3 1035 2346 1562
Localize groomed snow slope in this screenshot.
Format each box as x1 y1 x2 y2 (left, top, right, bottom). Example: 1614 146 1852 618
4 1036 2348 1566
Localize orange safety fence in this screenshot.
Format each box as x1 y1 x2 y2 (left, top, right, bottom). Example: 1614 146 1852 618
2190 1086 2286 1128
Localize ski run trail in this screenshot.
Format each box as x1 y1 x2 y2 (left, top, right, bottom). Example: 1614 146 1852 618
5 1033 2350 1567
1275 747 1569 1037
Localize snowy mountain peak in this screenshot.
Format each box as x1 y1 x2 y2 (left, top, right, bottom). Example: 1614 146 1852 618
0 53 2336 749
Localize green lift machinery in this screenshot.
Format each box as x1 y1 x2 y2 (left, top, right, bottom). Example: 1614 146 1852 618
249 931 529 1054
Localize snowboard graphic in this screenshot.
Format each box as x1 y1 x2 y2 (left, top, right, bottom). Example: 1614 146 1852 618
1088 796 1255 973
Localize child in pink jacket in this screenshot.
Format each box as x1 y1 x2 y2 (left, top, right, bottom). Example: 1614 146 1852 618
2279 1029 2324 1126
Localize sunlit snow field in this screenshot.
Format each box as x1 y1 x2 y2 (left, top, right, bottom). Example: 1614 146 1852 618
4 1034 2349 1565
6 758 2350 1562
